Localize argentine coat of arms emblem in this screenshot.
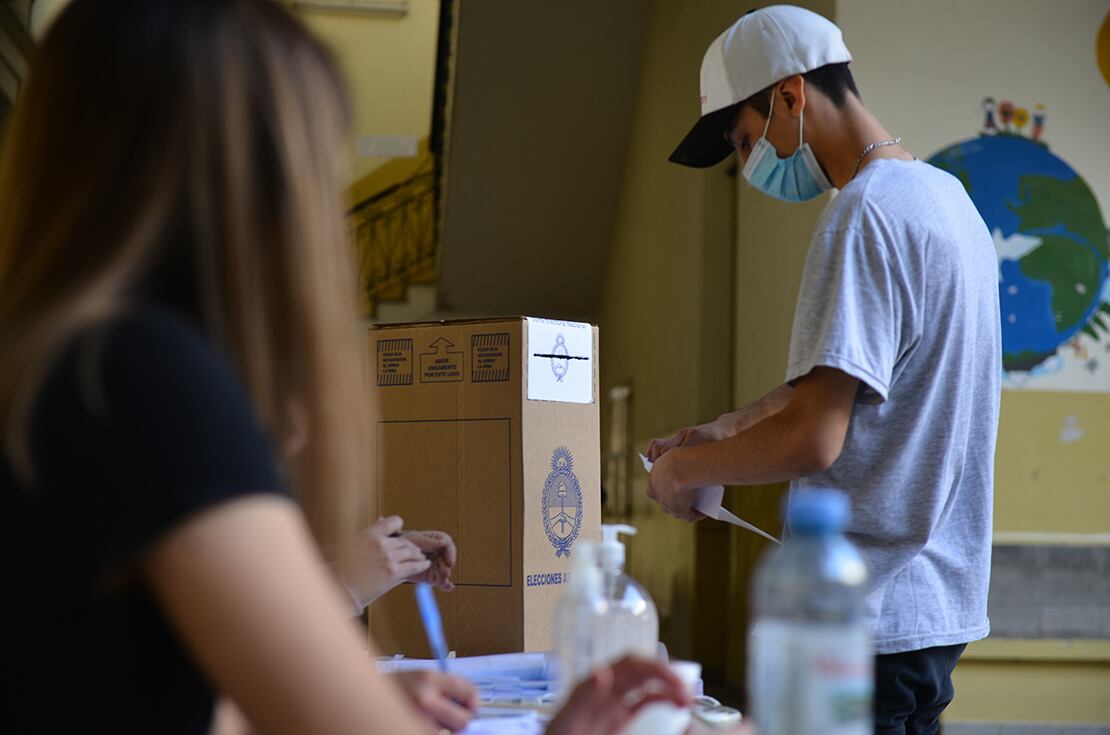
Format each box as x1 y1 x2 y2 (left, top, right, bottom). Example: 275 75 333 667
549 334 570 383
541 446 582 558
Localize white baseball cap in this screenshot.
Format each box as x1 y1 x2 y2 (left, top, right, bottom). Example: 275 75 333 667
669 5 852 168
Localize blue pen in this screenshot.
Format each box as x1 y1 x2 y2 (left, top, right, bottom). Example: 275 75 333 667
414 582 449 672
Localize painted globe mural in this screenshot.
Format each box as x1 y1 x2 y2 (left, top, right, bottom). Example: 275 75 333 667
928 133 1110 373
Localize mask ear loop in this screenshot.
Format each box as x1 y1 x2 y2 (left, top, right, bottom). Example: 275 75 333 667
799 106 805 148
762 91 775 138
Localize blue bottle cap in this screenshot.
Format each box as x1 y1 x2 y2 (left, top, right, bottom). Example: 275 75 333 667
785 489 850 532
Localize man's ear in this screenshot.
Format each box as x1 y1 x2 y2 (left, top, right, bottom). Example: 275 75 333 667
778 75 807 118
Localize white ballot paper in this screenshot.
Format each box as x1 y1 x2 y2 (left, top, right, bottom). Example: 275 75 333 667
639 452 780 544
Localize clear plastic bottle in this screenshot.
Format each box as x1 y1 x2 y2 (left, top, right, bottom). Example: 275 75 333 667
748 489 873 735
553 541 607 699
597 524 659 663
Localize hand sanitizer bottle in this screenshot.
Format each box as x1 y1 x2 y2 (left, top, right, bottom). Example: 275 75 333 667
598 524 659 662
553 541 607 699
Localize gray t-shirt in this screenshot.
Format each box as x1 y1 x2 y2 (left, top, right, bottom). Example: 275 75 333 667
786 158 1001 655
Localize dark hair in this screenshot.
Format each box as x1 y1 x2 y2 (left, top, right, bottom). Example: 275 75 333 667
742 62 860 117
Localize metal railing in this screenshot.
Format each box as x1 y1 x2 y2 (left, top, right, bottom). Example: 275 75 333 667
350 156 438 316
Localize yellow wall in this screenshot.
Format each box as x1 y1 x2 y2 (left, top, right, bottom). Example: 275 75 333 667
27 2 441 190
298 0 440 184
995 393 1110 536
947 640 1110 723
599 0 735 445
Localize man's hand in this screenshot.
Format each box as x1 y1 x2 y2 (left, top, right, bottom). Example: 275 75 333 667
645 448 703 522
391 670 478 733
647 385 796 463
646 370 858 503
646 420 730 462
402 529 457 591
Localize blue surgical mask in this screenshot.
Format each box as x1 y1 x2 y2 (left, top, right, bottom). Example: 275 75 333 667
741 93 832 202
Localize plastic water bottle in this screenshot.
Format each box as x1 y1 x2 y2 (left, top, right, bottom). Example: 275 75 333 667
597 524 659 662
553 541 607 699
748 489 873 735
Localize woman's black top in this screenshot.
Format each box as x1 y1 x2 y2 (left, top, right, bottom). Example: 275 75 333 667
4 308 289 733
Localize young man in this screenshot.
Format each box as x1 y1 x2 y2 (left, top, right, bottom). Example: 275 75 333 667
647 6 1001 734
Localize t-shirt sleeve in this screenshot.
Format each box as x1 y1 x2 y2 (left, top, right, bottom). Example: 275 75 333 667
34 309 290 574
785 224 918 404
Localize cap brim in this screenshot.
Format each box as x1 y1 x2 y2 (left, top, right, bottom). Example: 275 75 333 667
668 103 739 168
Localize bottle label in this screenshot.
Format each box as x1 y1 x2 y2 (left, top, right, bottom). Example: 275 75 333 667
749 620 873 735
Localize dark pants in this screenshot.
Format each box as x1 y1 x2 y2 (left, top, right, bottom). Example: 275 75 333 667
874 643 967 735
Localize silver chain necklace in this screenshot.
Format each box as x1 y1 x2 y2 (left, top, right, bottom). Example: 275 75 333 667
852 137 902 179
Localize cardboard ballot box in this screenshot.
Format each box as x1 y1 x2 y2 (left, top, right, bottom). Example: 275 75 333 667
367 317 601 656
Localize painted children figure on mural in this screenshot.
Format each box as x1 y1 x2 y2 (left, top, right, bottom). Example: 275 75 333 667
982 96 997 134
1032 103 1046 141
655 6 1000 735
998 99 1015 132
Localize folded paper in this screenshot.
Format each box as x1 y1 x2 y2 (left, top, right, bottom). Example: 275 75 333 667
638 452 780 544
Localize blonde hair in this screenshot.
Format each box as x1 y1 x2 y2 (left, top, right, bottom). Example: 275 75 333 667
0 0 366 553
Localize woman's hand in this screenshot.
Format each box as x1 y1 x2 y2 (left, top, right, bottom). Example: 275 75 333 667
391 669 478 733
401 529 457 591
545 656 694 735
335 517 459 611
337 516 432 610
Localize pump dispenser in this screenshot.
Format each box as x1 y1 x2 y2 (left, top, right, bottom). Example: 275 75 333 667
598 524 659 662
599 523 635 572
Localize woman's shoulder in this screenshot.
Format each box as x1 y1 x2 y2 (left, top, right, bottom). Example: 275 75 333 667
96 305 222 370
40 304 268 456
36 303 286 498
78 305 246 407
